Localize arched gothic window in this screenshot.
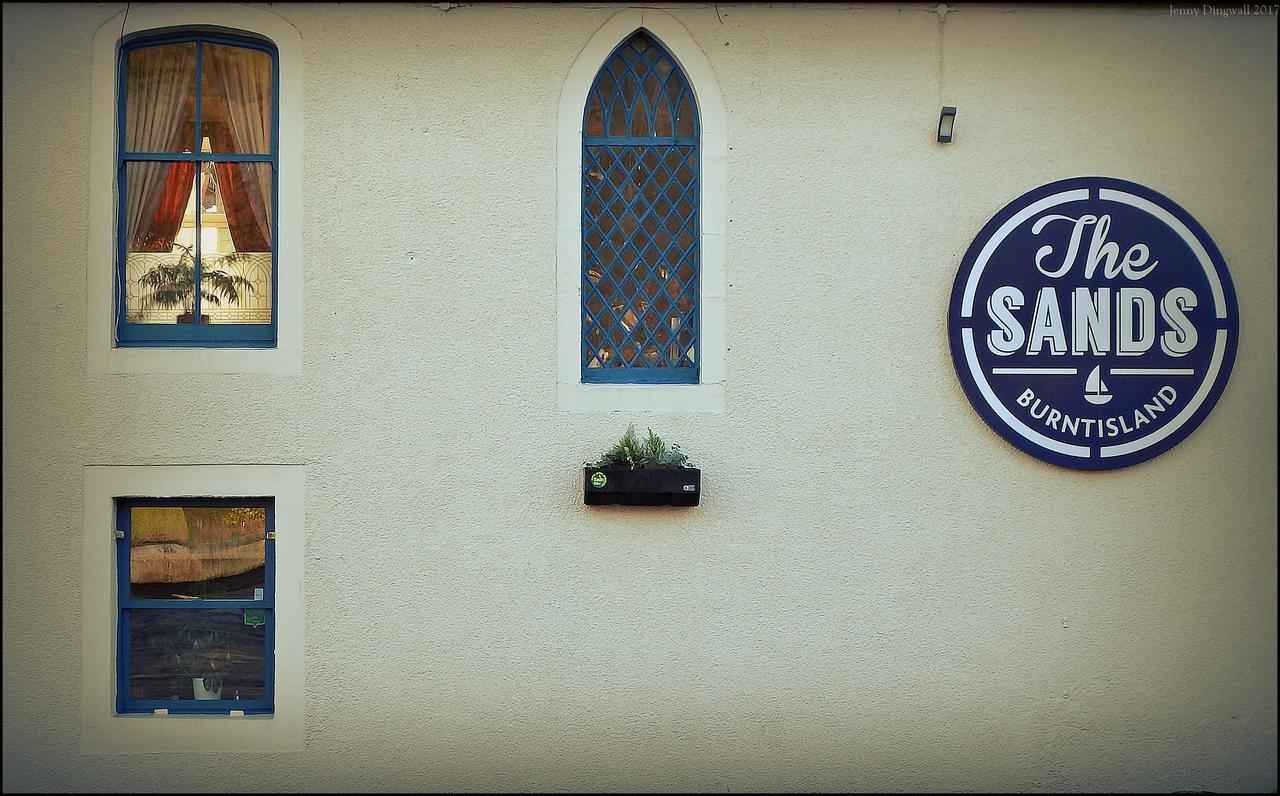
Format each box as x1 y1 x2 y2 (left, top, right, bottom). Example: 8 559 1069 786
581 31 699 383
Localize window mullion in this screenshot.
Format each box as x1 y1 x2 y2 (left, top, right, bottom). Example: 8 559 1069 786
124 598 271 610
264 504 277 602
193 42 203 324
122 152 271 162
116 608 132 714
264 606 277 709
115 505 132 714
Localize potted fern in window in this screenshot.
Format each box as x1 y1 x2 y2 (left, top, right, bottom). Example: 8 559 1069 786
584 424 701 506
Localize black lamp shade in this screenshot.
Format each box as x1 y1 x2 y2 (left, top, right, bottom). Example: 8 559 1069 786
937 106 957 143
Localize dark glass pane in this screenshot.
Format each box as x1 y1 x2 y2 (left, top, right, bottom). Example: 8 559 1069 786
201 43 273 154
584 91 604 136
643 70 663 108
677 327 696 366
630 94 647 137
653 94 672 137
130 506 266 600
606 96 628 136
128 608 267 701
125 43 196 153
675 90 695 138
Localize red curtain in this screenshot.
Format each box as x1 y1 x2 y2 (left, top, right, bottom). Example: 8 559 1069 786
124 43 197 253
130 162 195 252
213 162 271 252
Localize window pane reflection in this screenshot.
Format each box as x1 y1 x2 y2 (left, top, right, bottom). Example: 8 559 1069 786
128 608 266 701
130 506 266 600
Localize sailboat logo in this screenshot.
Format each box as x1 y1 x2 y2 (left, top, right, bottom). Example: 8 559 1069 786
1084 365 1112 405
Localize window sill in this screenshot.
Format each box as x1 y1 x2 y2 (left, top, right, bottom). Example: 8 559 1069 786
90 345 300 375
83 711 289 754
558 381 725 413
111 709 272 718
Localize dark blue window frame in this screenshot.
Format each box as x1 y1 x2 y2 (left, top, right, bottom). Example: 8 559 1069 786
581 31 701 384
115 30 279 348
114 497 276 715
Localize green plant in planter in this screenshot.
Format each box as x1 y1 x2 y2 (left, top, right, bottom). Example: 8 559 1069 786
135 244 255 322
588 424 693 469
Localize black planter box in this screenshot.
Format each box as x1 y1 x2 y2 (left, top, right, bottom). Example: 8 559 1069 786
583 467 701 506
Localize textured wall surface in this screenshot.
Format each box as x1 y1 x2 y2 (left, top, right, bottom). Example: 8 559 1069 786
2 2 1276 792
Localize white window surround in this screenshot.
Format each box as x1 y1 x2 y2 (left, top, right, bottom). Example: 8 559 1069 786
87 3 303 374
557 9 728 413
80 465 305 754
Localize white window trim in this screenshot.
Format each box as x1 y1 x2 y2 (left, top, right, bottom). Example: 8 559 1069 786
80 465 305 754
557 9 728 413
87 3 303 374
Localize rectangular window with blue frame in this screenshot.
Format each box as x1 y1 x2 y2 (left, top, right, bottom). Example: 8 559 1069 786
116 31 278 347
115 498 275 714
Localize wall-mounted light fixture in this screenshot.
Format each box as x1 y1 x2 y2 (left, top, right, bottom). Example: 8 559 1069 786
937 106 957 143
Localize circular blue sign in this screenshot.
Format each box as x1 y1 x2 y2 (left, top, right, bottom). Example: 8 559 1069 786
948 177 1238 470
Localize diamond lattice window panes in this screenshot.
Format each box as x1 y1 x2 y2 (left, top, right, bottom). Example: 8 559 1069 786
581 31 700 384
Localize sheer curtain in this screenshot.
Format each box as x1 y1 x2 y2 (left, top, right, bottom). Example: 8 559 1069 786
125 44 196 253
207 45 273 252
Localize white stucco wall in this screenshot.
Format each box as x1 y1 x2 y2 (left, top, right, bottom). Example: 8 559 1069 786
2 2 1275 792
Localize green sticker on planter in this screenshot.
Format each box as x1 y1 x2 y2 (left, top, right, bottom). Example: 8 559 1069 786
590 471 607 488
244 609 266 628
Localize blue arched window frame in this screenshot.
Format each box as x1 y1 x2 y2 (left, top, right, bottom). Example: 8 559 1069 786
115 29 279 348
581 31 701 384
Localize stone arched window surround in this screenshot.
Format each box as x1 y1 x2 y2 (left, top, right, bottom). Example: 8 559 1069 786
87 3 302 374
557 9 727 413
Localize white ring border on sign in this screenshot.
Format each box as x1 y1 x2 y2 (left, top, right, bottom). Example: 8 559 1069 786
960 189 1089 318
1094 188 1228 456
1098 189 1227 319
962 328 1091 458
958 182 1231 462
958 187 1091 458
1100 329 1228 458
